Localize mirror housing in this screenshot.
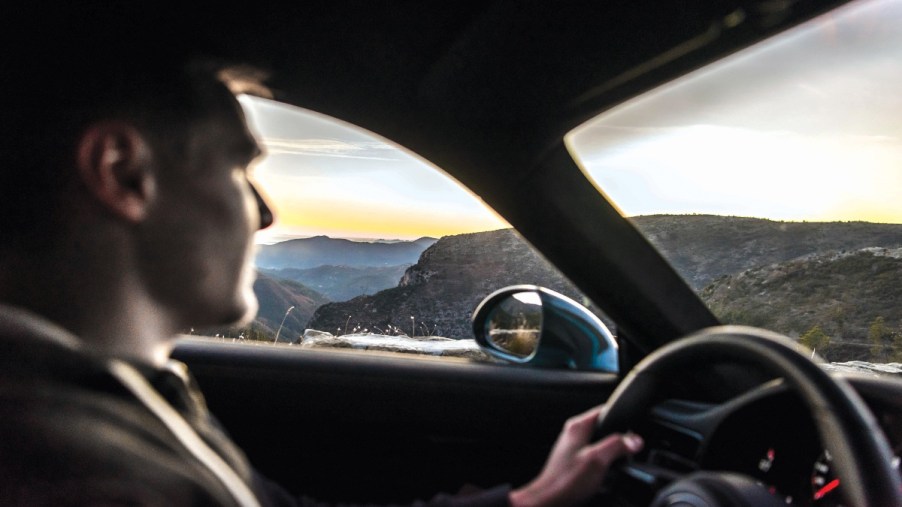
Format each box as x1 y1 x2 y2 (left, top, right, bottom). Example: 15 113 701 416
472 285 618 372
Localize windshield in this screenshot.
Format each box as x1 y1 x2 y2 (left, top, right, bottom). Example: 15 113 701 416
568 0 902 370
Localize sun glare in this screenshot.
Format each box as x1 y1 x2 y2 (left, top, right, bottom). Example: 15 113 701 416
582 125 902 222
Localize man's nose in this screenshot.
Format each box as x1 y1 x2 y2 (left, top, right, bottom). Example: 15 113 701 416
251 183 274 230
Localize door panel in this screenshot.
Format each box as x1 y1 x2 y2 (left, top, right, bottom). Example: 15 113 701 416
173 338 619 503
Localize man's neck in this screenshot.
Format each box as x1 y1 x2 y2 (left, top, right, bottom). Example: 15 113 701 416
0 244 176 367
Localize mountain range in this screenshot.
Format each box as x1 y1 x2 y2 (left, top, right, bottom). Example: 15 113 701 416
260 264 409 302
255 236 437 269
216 236 437 340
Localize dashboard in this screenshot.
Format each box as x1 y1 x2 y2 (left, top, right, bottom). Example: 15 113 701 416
632 373 902 506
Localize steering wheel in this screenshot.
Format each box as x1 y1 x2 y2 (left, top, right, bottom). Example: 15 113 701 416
596 325 902 507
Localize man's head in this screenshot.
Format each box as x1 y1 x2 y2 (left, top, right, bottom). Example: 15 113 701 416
0 9 274 332
128 72 275 329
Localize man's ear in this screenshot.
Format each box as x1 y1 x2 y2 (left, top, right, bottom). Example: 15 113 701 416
74 121 156 223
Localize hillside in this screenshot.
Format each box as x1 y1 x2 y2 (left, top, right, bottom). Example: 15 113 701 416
255 236 437 269
700 247 902 361
632 215 902 288
261 264 409 302
306 217 902 359
201 272 329 342
306 229 597 339
253 274 330 338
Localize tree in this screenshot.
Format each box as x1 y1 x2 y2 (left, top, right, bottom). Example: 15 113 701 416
827 305 849 339
799 325 830 353
869 316 889 361
891 326 902 363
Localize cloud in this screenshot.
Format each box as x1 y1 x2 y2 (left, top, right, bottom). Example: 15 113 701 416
261 138 401 161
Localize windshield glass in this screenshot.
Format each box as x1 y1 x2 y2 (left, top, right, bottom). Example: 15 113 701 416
568 0 902 371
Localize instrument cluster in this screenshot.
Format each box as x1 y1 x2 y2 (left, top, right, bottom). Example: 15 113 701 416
697 380 902 506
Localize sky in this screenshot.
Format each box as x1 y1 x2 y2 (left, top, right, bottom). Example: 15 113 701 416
245 0 902 244
241 97 507 244
569 0 902 224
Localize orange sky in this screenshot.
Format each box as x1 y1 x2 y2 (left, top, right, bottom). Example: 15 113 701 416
242 97 507 243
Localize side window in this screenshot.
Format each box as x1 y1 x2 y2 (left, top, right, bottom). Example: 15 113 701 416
196 97 600 361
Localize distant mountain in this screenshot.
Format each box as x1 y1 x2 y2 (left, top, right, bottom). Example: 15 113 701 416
261 264 409 301
252 273 330 339
632 215 902 289
305 229 597 339
700 247 902 361
255 236 437 270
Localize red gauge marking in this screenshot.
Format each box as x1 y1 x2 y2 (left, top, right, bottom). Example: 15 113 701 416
814 478 840 500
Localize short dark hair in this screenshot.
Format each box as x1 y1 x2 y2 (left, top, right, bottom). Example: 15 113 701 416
0 6 265 248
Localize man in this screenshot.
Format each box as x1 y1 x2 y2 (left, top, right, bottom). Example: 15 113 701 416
0 11 641 507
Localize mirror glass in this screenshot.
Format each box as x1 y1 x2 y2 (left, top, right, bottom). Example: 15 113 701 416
484 291 543 359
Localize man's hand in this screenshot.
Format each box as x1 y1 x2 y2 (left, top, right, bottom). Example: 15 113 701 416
508 406 643 507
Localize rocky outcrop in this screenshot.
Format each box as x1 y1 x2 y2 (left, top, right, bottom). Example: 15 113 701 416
297 330 488 360
306 229 595 339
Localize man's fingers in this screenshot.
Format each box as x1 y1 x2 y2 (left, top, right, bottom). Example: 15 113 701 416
581 432 644 470
556 407 603 455
623 433 644 453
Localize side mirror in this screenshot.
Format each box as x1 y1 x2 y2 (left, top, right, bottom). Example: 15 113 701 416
472 285 618 372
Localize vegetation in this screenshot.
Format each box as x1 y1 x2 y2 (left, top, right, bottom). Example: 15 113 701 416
799 325 830 353
702 248 902 362
870 316 889 359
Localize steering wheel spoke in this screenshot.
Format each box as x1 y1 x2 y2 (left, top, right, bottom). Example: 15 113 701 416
606 460 686 505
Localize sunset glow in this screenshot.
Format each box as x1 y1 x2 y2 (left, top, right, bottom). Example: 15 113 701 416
240 97 507 243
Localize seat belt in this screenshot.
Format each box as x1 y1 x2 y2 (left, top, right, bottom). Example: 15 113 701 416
107 359 262 507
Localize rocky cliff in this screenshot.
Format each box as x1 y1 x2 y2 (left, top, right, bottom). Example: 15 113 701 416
306 229 594 339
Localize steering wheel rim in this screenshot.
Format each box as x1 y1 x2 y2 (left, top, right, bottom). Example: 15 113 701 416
597 325 902 507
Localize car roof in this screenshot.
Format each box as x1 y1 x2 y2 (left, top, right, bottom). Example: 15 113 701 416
21 0 855 355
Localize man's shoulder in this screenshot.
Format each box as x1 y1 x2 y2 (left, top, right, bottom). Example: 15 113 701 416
0 307 240 506
0 389 216 505
0 303 94 381
0 354 234 505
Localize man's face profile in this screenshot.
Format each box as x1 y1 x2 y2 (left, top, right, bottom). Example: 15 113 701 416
137 93 273 332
